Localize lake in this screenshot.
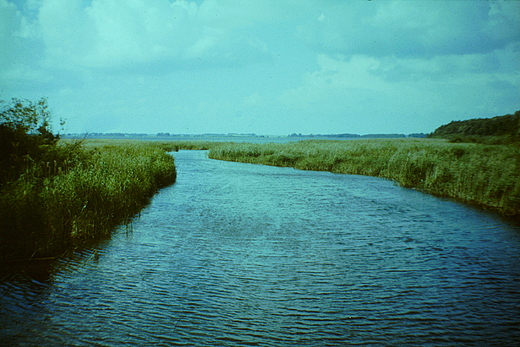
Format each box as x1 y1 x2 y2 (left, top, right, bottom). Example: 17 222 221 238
1 150 520 346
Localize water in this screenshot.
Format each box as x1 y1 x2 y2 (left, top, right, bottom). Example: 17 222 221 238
1 150 520 346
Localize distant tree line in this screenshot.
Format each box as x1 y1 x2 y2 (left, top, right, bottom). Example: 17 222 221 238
430 110 520 145
289 133 427 139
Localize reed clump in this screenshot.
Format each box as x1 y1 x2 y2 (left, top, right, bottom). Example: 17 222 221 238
154 140 233 152
0 141 176 261
209 139 520 218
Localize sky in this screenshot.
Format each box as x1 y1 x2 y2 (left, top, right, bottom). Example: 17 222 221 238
1 0 519 135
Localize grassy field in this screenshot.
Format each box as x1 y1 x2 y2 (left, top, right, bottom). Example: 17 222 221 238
0 140 176 261
208 139 520 219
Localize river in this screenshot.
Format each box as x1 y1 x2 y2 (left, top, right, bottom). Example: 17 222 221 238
1 150 520 346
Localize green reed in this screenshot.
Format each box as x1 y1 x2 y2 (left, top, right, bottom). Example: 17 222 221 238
0 140 176 261
208 139 520 218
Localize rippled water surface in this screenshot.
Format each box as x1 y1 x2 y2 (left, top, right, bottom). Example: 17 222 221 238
2 150 520 346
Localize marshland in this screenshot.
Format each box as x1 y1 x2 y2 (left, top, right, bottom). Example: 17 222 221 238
1 99 519 262
2 135 519 262
2 100 520 345
3 147 520 346
0 139 176 261
207 138 520 219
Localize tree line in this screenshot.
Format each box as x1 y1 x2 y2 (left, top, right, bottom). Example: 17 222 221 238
430 110 520 145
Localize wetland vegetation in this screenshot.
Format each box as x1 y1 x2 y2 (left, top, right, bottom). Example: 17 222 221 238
0 99 176 261
0 140 176 261
430 110 520 145
208 139 520 219
205 110 520 218
1 98 518 261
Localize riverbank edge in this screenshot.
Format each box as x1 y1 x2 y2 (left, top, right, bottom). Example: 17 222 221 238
205 139 520 220
0 141 177 262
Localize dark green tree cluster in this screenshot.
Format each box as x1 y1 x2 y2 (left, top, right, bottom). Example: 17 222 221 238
0 98 180 261
430 110 520 144
0 97 62 186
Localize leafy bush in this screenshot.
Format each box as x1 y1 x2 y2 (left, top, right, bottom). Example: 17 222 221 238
0 99 176 261
0 97 61 185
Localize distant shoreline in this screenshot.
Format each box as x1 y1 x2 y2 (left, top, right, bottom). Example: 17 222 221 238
61 132 428 141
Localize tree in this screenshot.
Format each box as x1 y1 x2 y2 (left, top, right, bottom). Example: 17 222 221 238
0 97 60 185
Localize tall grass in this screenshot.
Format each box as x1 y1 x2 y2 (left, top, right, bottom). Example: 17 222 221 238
209 139 520 218
152 140 234 152
0 140 176 261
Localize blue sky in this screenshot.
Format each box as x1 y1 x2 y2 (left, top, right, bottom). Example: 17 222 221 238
1 0 519 135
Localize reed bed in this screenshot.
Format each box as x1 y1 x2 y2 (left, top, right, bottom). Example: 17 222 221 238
153 140 234 152
209 139 520 218
77 139 232 152
0 141 176 261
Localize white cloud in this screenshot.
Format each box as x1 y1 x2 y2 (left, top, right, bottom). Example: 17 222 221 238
197 0 301 28
297 1 520 57
5 1 520 73
280 51 520 133
2 0 519 135
38 0 199 68
33 0 276 70
0 0 23 67
280 54 384 110
0 0 49 92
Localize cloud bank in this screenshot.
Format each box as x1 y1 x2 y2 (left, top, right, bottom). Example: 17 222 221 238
2 0 519 134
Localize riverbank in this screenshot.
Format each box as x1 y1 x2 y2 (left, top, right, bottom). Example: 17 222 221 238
0 140 176 261
207 139 520 219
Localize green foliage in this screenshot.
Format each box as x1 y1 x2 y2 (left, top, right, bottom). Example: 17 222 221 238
0 97 54 134
0 141 176 261
0 97 60 186
209 139 520 218
0 103 177 261
430 110 520 144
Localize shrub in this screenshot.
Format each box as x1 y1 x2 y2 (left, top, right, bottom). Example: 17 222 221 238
0 97 60 186
0 99 177 261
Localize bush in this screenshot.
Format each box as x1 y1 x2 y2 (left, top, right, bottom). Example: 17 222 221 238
0 99 177 261
0 97 60 186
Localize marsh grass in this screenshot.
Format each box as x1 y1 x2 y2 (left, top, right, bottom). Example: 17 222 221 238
0 140 176 261
154 140 233 152
208 139 520 218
